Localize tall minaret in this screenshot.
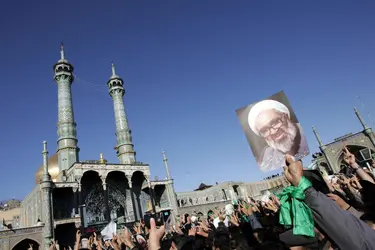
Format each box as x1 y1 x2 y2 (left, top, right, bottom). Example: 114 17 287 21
162 151 172 180
354 107 375 148
312 126 335 172
161 151 178 223
53 44 79 172
40 141 54 248
354 107 369 130
107 63 136 164
312 126 324 147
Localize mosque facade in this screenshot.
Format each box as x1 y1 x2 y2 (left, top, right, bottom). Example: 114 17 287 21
312 108 375 175
15 46 178 249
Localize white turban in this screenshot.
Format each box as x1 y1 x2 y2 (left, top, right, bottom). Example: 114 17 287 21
248 100 290 136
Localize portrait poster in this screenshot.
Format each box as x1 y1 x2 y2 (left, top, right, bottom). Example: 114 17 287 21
236 91 309 172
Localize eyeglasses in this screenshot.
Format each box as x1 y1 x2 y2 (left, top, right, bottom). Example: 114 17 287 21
259 118 284 138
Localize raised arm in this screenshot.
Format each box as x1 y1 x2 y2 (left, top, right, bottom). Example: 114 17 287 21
343 147 374 184
284 155 375 250
305 186 375 249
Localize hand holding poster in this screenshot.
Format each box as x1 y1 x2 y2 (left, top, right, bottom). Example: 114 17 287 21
236 91 309 172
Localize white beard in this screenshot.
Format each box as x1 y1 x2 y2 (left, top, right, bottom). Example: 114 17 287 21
266 122 298 154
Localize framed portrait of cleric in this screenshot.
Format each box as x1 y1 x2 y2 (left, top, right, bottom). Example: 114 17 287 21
236 91 309 172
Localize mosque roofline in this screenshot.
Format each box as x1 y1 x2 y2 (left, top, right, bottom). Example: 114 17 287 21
75 161 148 166
323 131 365 147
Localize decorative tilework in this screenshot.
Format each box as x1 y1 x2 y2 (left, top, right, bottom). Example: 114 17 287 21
110 90 136 164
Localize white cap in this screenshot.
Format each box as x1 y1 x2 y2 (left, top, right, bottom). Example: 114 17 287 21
248 100 290 136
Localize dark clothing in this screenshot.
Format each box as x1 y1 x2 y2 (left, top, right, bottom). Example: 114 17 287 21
247 215 263 231
279 229 319 248
304 187 375 250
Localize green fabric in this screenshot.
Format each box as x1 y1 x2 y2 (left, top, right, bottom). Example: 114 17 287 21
278 176 315 237
242 214 249 223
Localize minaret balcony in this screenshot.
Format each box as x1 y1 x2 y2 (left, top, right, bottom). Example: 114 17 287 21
54 70 73 78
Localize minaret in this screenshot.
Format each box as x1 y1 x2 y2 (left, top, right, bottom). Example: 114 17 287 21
162 151 172 180
354 107 369 130
161 151 178 223
312 126 336 172
312 126 324 147
53 44 79 172
107 63 136 164
40 141 54 248
354 107 375 147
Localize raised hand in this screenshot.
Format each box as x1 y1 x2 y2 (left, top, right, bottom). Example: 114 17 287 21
264 201 278 213
149 218 165 250
196 228 209 238
133 222 142 235
49 240 58 250
88 236 94 247
351 176 362 189
188 227 197 236
229 214 239 226
343 147 357 167
186 215 192 224
213 208 221 218
337 175 350 189
121 227 135 249
112 233 118 242
240 201 253 216
180 215 186 224
218 211 226 222
75 230 81 242
92 232 101 249
284 154 303 187
270 194 281 207
198 220 210 232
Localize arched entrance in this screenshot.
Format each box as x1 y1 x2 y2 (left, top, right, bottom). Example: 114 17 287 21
81 171 104 224
132 171 149 220
12 238 40 250
154 184 167 208
106 171 131 222
84 181 131 223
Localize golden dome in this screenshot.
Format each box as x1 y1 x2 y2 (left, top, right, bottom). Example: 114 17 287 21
35 153 60 184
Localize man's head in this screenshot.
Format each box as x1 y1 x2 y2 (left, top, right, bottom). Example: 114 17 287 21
248 100 300 154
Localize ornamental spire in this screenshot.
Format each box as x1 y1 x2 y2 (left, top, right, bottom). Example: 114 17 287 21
42 141 49 176
110 62 119 79
111 62 116 76
60 43 65 61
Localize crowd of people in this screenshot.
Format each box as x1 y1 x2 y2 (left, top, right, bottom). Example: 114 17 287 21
263 174 280 180
44 148 375 250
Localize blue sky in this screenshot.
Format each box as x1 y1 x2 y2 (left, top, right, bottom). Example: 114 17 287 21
1 1 375 200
